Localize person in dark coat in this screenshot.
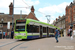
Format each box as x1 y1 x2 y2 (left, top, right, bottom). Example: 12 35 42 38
55 28 59 43
11 29 14 39
70 27 72 37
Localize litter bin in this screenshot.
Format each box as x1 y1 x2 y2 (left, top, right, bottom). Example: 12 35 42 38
0 32 2 39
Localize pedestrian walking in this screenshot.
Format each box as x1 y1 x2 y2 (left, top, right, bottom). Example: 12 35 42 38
69 27 72 37
71 29 75 40
5 32 7 38
3 32 6 39
54 28 59 43
68 29 70 36
11 29 14 39
58 30 60 37
73 30 75 37
7 32 10 38
9 32 11 38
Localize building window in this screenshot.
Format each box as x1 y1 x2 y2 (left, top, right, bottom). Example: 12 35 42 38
73 8 75 12
0 24 3 28
73 16 75 21
74 25 75 30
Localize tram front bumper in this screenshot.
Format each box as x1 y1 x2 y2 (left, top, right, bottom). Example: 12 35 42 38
14 36 27 39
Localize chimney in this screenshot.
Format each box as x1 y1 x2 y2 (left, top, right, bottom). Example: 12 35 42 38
59 16 61 18
9 2 13 15
73 0 75 3
31 6 35 13
56 18 58 21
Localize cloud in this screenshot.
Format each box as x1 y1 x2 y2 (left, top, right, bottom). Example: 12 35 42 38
38 17 47 23
38 2 70 24
38 2 69 15
0 0 40 14
37 15 55 24
25 0 40 6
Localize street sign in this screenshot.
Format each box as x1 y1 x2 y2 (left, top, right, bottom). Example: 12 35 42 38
7 22 10 29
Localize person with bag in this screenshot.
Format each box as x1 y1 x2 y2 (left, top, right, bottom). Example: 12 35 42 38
3 32 6 39
58 30 60 37
71 30 75 40
70 27 72 37
73 30 75 36
68 29 70 36
54 28 59 43
5 32 7 38
11 29 14 39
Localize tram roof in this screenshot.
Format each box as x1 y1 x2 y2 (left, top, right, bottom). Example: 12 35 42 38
26 19 60 30
16 18 60 30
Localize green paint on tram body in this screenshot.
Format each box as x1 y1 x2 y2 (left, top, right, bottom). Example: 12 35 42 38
14 19 60 39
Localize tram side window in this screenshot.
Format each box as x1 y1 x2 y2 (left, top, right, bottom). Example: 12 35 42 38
52 29 55 33
27 25 39 33
49 28 50 33
49 28 55 33
50 28 54 33
43 27 46 33
33 25 39 33
49 28 51 33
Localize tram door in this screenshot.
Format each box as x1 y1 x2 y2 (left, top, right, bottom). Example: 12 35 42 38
40 26 42 37
47 27 49 37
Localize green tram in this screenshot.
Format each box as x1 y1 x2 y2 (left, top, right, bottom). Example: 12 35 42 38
14 19 60 39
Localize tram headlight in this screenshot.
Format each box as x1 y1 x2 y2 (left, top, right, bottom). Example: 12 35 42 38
15 33 17 36
22 33 26 36
15 33 26 36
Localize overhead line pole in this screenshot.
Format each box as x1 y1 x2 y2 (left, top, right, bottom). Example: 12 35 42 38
12 0 14 30
20 10 22 19
46 15 50 24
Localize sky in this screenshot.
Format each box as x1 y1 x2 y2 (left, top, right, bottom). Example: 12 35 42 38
0 0 73 24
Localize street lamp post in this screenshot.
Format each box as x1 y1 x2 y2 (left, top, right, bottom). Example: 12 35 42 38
12 0 14 30
46 15 50 24
20 10 22 19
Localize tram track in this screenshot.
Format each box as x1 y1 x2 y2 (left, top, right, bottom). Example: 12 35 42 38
9 39 43 50
0 39 38 50
10 41 28 50
0 39 29 50
0 39 22 47
9 39 36 50
0 41 17 47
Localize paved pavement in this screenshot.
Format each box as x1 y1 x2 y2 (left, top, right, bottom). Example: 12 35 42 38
0 37 75 50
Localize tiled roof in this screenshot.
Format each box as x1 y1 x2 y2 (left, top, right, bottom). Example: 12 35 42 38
0 14 27 23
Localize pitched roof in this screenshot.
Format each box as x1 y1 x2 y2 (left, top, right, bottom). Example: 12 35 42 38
26 12 39 21
0 14 27 23
0 13 39 23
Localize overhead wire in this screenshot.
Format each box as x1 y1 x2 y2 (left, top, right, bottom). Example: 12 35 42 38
22 0 53 24
21 0 47 15
22 0 30 7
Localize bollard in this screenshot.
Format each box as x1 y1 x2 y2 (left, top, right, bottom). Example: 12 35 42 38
61 34 62 37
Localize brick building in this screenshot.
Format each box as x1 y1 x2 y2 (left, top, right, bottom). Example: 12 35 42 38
65 0 75 35
54 16 65 30
53 15 66 36
0 3 38 33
